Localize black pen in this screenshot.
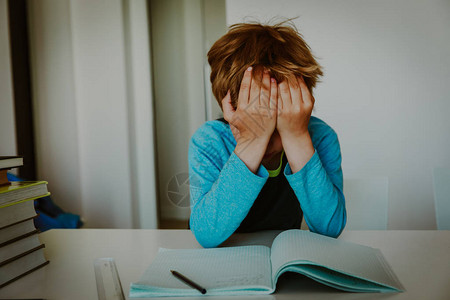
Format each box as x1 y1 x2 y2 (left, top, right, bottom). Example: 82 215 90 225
170 270 207 294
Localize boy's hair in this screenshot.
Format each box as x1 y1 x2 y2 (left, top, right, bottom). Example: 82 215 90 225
207 18 324 110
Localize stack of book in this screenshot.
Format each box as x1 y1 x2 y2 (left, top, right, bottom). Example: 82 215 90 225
0 156 50 288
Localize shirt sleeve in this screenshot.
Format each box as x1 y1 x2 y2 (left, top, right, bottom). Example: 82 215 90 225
283 130 347 238
188 134 269 248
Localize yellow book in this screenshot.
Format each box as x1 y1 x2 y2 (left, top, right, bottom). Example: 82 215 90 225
0 181 49 208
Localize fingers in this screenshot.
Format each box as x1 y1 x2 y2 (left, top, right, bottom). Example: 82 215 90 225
298 76 314 108
238 66 253 107
278 74 314 111
261 69 271 107
221 89 234 121
250 67 262 106
278 79 292 108
270 77 278 112
288 74 302 111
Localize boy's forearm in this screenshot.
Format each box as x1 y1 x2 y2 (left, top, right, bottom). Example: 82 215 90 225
281 132 315 174
284 151 346 238
234 137 269 174
189 151 269 247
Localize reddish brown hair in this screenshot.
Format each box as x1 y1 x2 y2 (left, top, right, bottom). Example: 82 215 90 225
207 18 324 110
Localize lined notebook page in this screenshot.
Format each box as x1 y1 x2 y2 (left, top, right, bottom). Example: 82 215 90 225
131 245 273 296
270 230 403 291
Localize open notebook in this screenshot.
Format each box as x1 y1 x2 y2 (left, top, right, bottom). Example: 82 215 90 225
129 230 404 297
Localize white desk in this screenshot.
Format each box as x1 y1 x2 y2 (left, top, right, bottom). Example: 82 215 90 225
1 229 450 299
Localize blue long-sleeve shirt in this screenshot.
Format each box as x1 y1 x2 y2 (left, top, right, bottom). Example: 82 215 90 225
188 116 346 248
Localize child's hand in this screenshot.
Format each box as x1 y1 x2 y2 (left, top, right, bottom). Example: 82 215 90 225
222 66 278 146
276 75 314 139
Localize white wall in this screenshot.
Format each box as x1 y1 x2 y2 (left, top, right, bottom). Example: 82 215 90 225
226 0 450 229
0 0 17 156
28 0 82 215
203 0 228 121
150 0 208 220
27 0 158 228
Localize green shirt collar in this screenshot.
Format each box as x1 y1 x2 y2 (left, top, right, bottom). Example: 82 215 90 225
267 150 284 177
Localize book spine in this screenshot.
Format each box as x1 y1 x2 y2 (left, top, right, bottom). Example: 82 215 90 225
0 215 37 230
0 260 49 289
0 229 40 248
0 244 45 267
0 192 51 209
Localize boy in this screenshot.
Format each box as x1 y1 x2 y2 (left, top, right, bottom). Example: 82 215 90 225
188 20 346 248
